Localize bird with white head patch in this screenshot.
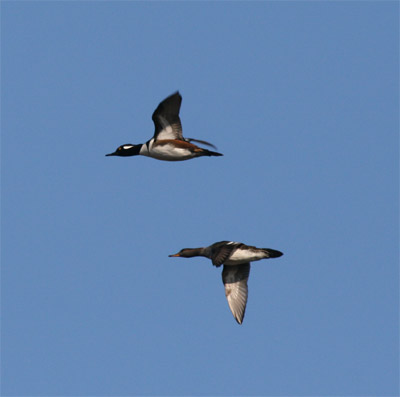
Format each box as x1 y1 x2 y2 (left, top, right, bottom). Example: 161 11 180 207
106 92 223 161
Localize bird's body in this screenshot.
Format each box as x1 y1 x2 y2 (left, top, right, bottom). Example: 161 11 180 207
169 241 283 324
139 138 210 162
106 92 223 161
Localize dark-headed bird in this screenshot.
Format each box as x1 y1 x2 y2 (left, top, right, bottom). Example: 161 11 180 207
106 92 223 161
169 241 283 324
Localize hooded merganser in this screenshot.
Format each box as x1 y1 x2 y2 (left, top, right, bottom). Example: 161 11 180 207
106 92 223 161
169 241 283 324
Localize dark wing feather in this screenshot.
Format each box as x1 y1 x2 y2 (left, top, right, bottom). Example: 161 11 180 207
210 242 238 267
222 263 250 324
185 138 217 150
152 92 183 141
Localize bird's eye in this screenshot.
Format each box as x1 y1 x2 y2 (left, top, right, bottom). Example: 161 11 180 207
118 147 121 150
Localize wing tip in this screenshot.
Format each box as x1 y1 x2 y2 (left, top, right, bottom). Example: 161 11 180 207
235 315 244 325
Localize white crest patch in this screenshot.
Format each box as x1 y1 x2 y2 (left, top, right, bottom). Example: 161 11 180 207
122 145 134 150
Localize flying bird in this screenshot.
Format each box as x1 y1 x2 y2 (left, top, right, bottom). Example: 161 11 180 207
106 92 223 161
169 241 283 324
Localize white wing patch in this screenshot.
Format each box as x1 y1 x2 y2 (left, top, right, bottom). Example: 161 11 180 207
155 117 176 140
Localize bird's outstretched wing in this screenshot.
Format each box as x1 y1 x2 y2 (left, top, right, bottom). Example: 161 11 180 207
222 263 250 324
152 92 218 150
152 92 183 141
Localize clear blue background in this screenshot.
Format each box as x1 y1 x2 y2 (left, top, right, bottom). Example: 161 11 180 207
2 2 398 396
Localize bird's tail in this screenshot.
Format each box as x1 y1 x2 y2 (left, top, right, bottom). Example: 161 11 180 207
201 148 223 157
262 248 283 258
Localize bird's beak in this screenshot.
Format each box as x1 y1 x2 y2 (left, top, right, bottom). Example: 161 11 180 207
105 152 117 157
168 253 180 257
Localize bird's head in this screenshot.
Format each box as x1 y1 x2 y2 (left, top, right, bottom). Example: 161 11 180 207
168 248 200 258
106 144 141 157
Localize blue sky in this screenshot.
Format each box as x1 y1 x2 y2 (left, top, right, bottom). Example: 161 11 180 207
2 2 398 396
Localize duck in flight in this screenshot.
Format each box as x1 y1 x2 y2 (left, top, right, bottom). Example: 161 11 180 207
169 241 283 324
106 92 223 161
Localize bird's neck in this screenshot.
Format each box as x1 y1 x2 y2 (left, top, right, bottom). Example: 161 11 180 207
124 145 142 156
183 248 209 258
